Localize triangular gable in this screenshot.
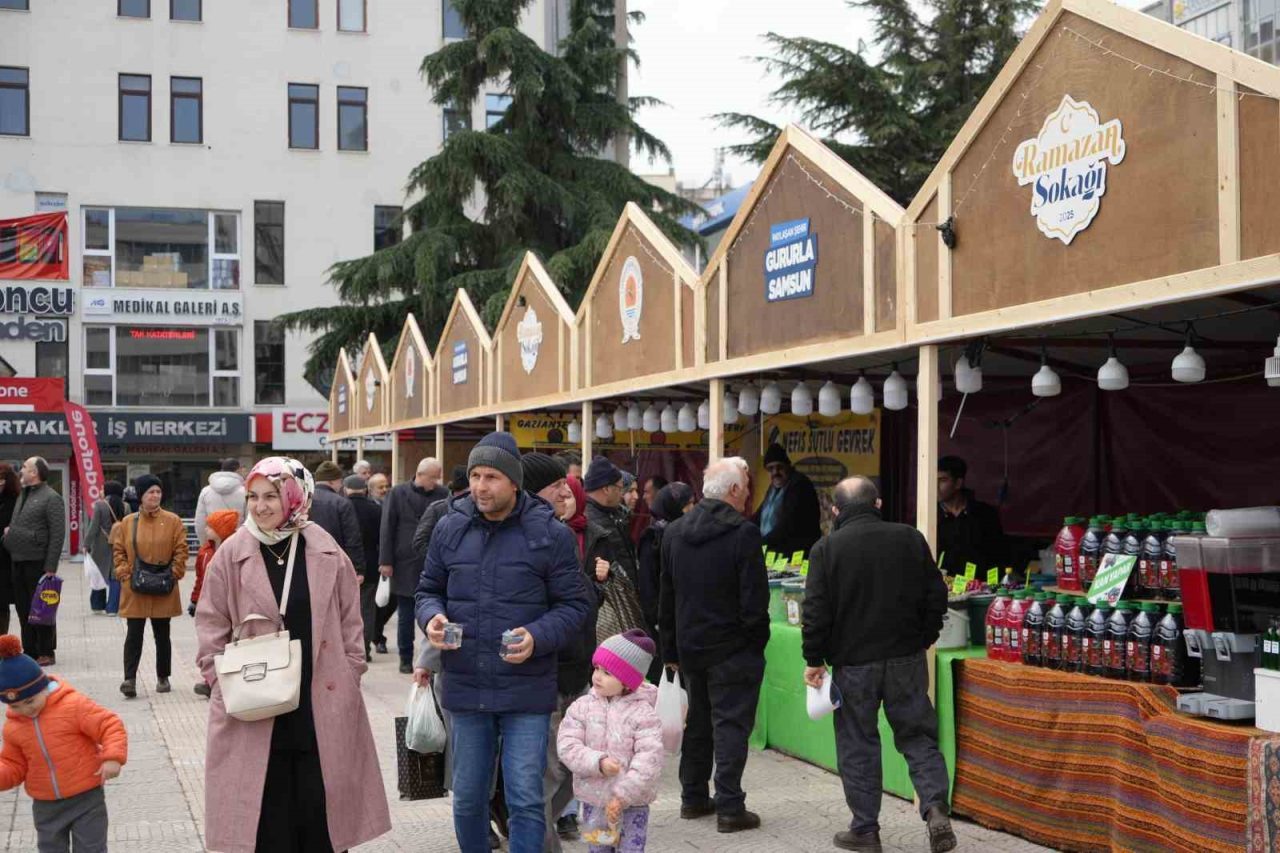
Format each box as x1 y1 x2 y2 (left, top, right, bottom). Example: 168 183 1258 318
328 349 357 440
493 252 576 405
434 289 492 417
698 124 905 365
353 334 389 434
389 313 434 428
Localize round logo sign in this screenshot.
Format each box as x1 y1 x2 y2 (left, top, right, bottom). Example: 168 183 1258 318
619 256 643 343
517 306 543 374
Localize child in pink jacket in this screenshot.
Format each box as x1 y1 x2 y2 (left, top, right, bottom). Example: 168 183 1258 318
558 630 665 852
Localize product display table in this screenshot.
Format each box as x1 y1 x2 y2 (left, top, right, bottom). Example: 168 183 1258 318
758 622 985 802
950 658 1280 852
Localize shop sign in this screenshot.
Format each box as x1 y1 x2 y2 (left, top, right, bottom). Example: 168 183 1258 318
0 411 251 444
0 284 75 343
452 341 468 385
619 257 643 342
264 409 393 451
0 378 65 412
0 212 69 281
1012 95 1127 246
81 288 244 326
1086 554 1137 606
506 412 747 450
764 218 819 303
517 306 542 373
0 317 66 343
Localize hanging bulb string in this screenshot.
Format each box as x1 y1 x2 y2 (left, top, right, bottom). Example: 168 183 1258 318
726 154 872 255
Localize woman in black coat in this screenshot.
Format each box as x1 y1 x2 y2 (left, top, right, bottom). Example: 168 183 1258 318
0 462 20 635
635 482 695 683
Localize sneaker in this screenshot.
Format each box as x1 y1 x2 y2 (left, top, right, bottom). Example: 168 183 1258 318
376 641 388 655
717 810 761 833
156 678 171 693
556 814 580 841
120 680 136 699
193 683 212 698
680 800 716 820
835 829 884 851
399 662 413 675
925 805 957 853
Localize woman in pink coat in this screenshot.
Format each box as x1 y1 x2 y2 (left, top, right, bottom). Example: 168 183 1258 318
195 457 390 853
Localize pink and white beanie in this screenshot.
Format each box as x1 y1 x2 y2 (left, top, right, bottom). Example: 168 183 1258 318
592 629 656 691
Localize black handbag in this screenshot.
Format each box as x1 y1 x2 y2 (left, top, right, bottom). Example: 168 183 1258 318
596 564 647 644
130 515 175 596
395 716 447 800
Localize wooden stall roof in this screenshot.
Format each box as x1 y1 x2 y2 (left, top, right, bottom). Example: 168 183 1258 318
698 124 907 375
492 252 577 411
389 313 434 431
352 333 390 436
904 0 1280 344
327 348 357 441
433 288 494 422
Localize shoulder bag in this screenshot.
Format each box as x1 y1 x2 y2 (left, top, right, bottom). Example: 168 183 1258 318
131 514 176 596
214 532 303 722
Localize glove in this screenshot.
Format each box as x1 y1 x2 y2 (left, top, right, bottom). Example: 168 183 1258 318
187 603 196 617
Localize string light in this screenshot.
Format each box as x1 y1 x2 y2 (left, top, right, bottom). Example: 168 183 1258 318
595 412 613 440
678 402 697 432
760 381 783 415
738 382 760 416
1097 335 1129 391
567 417 581 443
850 374 875 415
1032 346 1061 397
1171 325 1205 383
791 381 814 416
818 380 842 417
697 399 711 430
883 368 909 411
660 402 678 433
723 390 740 424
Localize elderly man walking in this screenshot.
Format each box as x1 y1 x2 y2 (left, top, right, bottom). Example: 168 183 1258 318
310 460 364 574
417 432 588 853
2 457 65 666
380 458 447 674
659 457 769 833
802 476 954 853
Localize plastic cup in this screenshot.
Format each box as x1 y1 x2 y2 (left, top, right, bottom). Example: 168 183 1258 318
499 629 521 659
443 622 463 649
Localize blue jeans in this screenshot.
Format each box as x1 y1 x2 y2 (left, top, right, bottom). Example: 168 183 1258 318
396 594 415 666
451 711 549 853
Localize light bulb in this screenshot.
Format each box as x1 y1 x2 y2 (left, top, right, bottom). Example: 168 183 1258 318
883 370 908 411
627 402 642 431
1268 335 1280 387
613 406 628 432
642 403 660 432
1032 364 1061 397
723 391 739 424
660 402 678 433
850 375 875 415
954 355 983 394
817 381 842 417
697 399 710 430
566 417 581 443
595 413 613 440
791 382 813 416
1171 345 1205 383
1097 356 1129 391
677 402 697 432
738 382 760 416
760 381 783 415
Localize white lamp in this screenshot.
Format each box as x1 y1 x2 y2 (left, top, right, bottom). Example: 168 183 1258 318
723 390 739 424
817 381 842 417
1171 328 1205 383
697 399 710 430
791 382 814 416
883 369 908 411
595 412 613 440
954 355 983 394
850 374 875 415
1032 347 1061 397
660 402 678 433
613 405 628 433
642 402 660 432
760 381 783 415
566 417 581 443
678 402 697 432
738 382 760 416
627 402 643 431
1097 337 1129 391
1267 335 1280 387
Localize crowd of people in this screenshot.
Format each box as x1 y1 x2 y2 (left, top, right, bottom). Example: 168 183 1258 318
0 441 976 853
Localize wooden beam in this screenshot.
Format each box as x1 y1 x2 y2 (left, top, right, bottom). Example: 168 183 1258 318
581 400 594 466
938 173 953 321
1218 75 1241 266
356 436 364 470
495 414 505 432
916 345 939 554
674 269 684 369
390 432 399 487
708 378 725 463
435 424 444 468
863 206 876 335
718 257 729 362
693 278 707 367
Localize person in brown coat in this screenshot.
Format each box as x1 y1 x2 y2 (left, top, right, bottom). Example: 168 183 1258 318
110 474 187 699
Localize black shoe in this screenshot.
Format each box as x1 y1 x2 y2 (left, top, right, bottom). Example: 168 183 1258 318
399 661 413 674
835 829 883 851
120 680 136 699
193 683 212 698
376 641 388 655
717 810 761 833
365 647 373 663
556 814 579 840
925 805 957 853
680 800 716 819
156 678 171 693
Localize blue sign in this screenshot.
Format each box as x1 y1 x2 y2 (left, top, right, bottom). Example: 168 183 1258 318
451 341 469 385
764 218 819 303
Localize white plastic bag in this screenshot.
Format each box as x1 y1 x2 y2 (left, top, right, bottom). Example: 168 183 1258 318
656 669 688 755
84 554 107 592
404 682 447 754
375 575 392 608
806 668 842 721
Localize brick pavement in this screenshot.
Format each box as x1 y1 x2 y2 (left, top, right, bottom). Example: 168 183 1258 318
0 561 1051 852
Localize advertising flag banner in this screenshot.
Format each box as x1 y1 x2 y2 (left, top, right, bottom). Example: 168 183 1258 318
63 401 105 521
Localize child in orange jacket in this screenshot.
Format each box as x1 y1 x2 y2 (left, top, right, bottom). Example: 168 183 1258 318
0 635 127 852
191 509 239 699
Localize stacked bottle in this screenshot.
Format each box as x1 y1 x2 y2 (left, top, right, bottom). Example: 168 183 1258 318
1005 590 1029 662
1125 602 1159 683
1104 602 1134 680
1022 592 1047 667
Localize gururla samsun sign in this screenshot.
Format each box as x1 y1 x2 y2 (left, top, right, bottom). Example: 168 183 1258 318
1012 95 1126 245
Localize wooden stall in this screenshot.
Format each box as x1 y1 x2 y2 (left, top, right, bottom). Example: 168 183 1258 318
353 334 389 436
386 314 434 481
325 349 357 454
492 252 577 413
434 288 493 422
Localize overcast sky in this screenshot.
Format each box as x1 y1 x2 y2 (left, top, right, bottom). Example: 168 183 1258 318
629 0 1149 194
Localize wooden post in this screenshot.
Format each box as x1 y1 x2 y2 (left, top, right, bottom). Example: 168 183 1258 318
708 379 725 463
356 436 364 472
915 344 941 774
495 414 505 432
435 424 445 470
330 439 338 464
390 431 399 487
1217 75 1241 265
581 401 594 465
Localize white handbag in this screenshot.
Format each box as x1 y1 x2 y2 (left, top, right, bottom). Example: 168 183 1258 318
214 533 303 722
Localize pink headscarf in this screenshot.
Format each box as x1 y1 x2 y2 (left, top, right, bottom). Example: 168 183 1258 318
244 456 314 545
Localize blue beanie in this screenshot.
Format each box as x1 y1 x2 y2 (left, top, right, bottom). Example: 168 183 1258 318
584 456 623 492
468 432 523 488
0 635 49 704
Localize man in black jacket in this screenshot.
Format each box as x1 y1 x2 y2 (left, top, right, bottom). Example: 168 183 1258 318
309 461 364 574
936 455 1006 577
582 456 637 585
802 476 954 853
753 443 822 560
346 475 383 662
660 457 769 835
379 458 447 673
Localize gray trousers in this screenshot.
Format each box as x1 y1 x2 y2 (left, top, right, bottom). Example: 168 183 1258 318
832 651 950 834
32 786 108 853
542 691 581 853
360 579 378 652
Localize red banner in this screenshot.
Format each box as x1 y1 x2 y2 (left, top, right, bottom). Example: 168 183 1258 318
63 401 105 522
0 212 69 281
0 377 65 412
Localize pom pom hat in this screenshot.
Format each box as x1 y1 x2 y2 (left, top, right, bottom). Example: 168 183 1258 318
592 630 656 692
0 635 49 704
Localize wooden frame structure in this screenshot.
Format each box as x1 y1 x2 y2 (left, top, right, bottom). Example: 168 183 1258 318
352 334 390 435
387 313 434 431
492 252 577 413
431 287 494 426
326 348 358 442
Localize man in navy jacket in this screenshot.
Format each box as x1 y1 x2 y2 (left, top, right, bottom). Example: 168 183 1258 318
417 432 589 853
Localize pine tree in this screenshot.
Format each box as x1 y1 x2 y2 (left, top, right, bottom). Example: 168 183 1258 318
716 0 1037 206
280 0 696 385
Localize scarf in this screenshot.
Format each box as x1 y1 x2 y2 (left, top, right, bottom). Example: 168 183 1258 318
244 456 314 546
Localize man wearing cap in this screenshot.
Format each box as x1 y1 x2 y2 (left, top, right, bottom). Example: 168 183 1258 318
346 475 384 663
417 432 589 853
582 456 640 607
754 443 823 560
380 458 447 674
309 461 364 576
3 457 65 666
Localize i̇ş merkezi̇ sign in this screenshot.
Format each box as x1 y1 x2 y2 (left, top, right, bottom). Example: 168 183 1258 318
1012 94 1126 245
764 218 819 303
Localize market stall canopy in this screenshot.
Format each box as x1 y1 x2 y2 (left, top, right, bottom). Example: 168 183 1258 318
576 202 702 395
434 288 492 420
327 348 357 441
492 252 576 410
700 124 905 372
353 333 389 435
905 0 1280 341
388 313 433 430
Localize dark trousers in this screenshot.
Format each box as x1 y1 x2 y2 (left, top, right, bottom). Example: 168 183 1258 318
679 648 764 815
13 560 55 658
89 588 107 612
256 749 334 853
32 785 108 853
374 600 396 644
123 617 172 681
542 691 583 853
394 594 416 665
359 580 377 653
832 651 951 834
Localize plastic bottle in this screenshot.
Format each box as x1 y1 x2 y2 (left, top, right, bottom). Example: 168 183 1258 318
1160 518 1190 601
1084 601 1111 676
1022 593 1046 667
1064 597 1088 672
1266 617 1279 671
1103 521 1128 561
1079 517 1106 589
1105 603 1133 679
985 588 1009 659
1138 521 1165 600
1126 603 1158 683
1043 596 1068 671
1152 603 1194 686
1122 520 1146 601
1055 517 1086 591
1005 590 1028 663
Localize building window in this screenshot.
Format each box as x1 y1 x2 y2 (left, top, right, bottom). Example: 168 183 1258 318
82 206 240 290
288 83 319 149
0 67 28 137
443 101 470 140
119 0 149 17
338 0 365 31
0 1 29 12
443 0 466 38
254 321 286 404
170 0 200 20
119 74 152 142
170 76 202 144
84 325 240 407
485 93 512 129
374 206 401 251
84 327 114 405
254 201 285 285
35 339 69 392
337 86 368 151
288 0 317 29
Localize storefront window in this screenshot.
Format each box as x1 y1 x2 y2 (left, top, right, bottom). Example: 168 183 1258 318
81 324 240 407
35 339 68 392
82 206 240 289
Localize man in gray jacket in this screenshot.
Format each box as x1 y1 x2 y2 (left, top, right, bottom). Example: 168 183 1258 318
2 457 65 664
309 461 364 575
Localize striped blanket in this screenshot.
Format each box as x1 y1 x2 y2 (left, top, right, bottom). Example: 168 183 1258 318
951 658 1277 852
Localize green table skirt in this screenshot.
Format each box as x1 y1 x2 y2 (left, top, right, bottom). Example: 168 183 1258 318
758 622 986 802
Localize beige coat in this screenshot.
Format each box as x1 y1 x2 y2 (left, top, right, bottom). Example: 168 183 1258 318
110 509 188 619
